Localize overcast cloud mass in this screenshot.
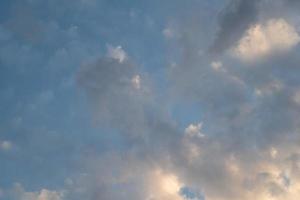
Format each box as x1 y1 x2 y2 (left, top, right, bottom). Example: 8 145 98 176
1 0 300 199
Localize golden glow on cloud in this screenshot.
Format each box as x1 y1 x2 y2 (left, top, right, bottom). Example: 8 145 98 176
146 169 183 200
233 18 300 61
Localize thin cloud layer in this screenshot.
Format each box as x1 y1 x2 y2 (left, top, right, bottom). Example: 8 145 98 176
3 183 64 200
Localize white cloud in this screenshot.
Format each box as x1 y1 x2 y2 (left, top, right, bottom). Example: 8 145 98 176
233 18 300 61
107 45 127 63
184 123 205 138
146 169 184 200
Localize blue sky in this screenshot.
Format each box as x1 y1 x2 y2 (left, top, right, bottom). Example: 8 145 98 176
1 0 300 200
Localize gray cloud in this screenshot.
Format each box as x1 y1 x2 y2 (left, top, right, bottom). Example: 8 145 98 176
210 0 261 54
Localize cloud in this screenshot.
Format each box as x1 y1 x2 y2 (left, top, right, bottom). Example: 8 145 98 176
254 79 283 97
160 1 300 200
106 45 127 63
131 74 141 90
3 183 64 200
233 18 300 61
210 61 224 72
59 1 300 199
3 1 300 200
145 169 184 200
77 47 156 138
184 123 205 138
211 0 261 54
75 44 194 200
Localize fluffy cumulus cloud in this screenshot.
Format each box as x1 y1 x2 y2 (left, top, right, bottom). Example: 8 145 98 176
233 18 300 61
2 0 300 200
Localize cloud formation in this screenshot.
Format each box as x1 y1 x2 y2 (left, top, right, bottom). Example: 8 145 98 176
233 18 300 61
211 0 261 54
74 12 300 198
1 0 300 200
2 183 64 200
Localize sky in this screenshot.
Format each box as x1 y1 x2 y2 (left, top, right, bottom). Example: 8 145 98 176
1 0 300 199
